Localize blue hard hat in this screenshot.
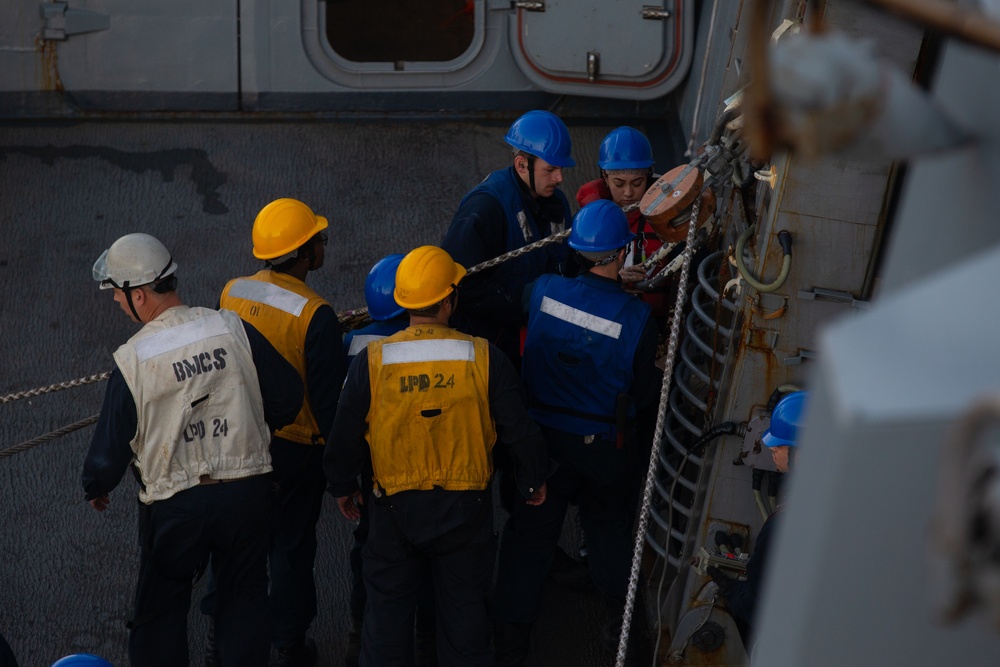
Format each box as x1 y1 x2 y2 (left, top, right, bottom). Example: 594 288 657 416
568 200 635 253
598 126 654 170
504 110 576 168
51 655 114 667
762 391 807 448
365 254 406 321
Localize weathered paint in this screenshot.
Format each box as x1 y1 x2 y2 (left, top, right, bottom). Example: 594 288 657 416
35 34 63 92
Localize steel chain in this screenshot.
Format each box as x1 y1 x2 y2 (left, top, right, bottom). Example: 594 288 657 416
0 372 111 404
336 229 573 326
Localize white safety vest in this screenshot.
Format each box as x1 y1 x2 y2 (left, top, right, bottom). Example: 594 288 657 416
113 306 272 504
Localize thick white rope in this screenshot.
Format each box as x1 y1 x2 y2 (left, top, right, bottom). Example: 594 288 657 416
616 197 701 667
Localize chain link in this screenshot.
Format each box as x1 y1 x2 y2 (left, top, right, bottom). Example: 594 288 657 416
336 229 573 326
0 372 111 404
464 228 572 276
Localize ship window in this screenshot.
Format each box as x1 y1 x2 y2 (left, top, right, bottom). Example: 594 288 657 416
325 0 475 63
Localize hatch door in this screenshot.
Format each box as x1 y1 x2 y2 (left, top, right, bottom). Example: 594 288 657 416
509 0 693 100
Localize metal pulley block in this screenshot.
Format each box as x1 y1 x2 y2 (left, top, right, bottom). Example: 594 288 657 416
640 163 716 243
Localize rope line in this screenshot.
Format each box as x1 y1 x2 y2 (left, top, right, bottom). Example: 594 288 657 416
0 414 99 460
616 197 701 667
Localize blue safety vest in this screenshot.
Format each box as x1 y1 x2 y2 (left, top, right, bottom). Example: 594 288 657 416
522 274 650 438
459 166 571 298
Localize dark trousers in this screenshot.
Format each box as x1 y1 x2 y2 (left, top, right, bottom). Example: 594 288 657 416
0 630 18 667
493 428 634 625
269 439 328 646
130 475 273 667
351 481 437 635
361 488 494 667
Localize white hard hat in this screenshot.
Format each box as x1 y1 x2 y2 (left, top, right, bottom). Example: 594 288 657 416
93 233 178 289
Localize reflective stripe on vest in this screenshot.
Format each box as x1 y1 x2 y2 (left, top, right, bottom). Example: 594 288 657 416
382 339 475 365
134 314 231 362
348 334 382 358
539 296 623 340
226 279 308 316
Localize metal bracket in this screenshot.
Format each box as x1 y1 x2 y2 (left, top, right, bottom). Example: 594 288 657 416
514 0 545 10
642 5 670 21
798 287 871 310
586 52 600 82
642 5 672 19
782 348 817 365
40 1 110 41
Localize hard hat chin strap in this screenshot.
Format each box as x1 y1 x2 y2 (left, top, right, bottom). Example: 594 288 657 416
302 244 318 271
122 282 143 322
527 154 537 195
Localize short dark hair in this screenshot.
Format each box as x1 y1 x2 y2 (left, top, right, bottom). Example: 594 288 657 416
406 291 457 317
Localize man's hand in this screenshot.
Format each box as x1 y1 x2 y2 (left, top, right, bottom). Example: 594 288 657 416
619 265 648 284
337 490 364 520
89 495 110 512
526 482 547 506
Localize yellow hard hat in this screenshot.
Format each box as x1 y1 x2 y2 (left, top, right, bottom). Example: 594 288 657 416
252 198 329 260
394 246 466 310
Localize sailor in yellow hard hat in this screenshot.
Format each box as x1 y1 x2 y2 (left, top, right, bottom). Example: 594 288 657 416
324 245 549 666
217 198 345 666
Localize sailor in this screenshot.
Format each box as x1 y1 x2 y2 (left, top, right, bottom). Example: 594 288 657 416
575 126 669 318
441 109 575 369
49 656 113 667
709 391 808 645
325 245 549 667
343 254 409 363
575 126 666 565
493 201 660 666
339 253 435 667
217 198 345 667
82 233 302 667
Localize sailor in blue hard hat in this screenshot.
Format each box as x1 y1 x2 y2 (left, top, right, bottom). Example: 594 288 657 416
339 252 424 665
50 655 113 667
762 390 807 473
709 390 808 649
441 109 576 369
493 199 661 664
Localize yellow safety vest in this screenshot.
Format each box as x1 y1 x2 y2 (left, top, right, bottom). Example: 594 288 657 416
220 269 329 445
366 326 497 495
